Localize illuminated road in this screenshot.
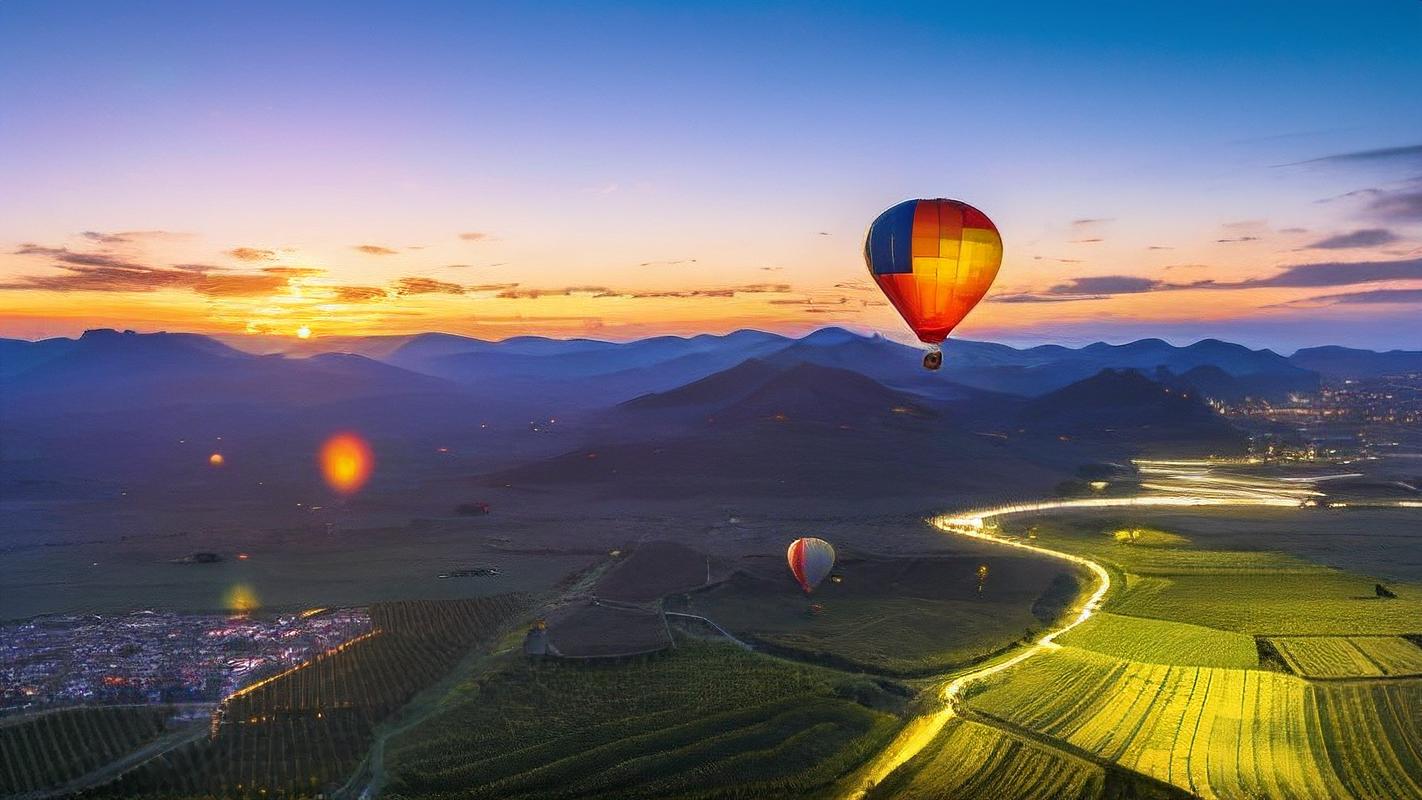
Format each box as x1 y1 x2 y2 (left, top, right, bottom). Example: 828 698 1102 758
841 459 1418 799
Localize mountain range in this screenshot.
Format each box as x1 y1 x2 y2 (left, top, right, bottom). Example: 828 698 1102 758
2 326 1411 502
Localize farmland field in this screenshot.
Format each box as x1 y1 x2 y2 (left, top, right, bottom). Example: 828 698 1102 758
965 645 1422 800
384 638 903 799
862 717 1111 800
1055 612 1259 669
0 705 186 795
688 553 1078 675
95 595 528 798
1272 636 1422 678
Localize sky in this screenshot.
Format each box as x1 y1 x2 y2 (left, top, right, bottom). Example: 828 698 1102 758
1 0 1420 351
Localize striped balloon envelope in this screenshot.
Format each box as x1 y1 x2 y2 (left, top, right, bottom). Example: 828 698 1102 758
786 537 836 594
864 198 1003 346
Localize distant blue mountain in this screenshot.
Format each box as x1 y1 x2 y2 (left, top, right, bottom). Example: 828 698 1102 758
1289 346 1422 380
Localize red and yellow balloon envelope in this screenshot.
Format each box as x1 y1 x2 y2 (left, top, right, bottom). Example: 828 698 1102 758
319 432 374 495
786 537 836 594
865 198 1003 350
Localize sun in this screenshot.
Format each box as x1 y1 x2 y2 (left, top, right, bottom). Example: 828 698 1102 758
296 325 312 339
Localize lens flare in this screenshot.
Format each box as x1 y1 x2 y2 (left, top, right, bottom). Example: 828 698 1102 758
319 432 373 494
226 583 260 615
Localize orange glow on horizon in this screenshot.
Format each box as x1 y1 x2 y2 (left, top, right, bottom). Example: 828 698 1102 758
319 432 374 495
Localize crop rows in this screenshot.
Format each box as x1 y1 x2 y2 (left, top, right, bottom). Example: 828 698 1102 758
97 594 528 798
1272 636 1422 679
865 717 1103 800
0 705 175 794
1055 612 1258 668
966 646 1422 799
385 639 899 800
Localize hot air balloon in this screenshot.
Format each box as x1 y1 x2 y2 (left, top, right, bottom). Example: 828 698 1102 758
786 537 836 594
864 199 1003 370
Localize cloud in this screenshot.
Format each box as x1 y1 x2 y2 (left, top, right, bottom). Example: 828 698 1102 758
459 232 493 242
261 266 325 277
1286 143 1422 167
4 242 324 298
228 247 278 262
1304 288 1422 305
1070 238 1104 244
393 277 465 295
1071 218 1113 227
1369 188 1422 222
1216 236 1260 243
466 283 520 292
1147 245 1174 250
993 293 1110 304
354 244 399 256
15 244 147 270
191 273 289 297
495 283 791 300
638 258 697 267
1235 257 1422 288
1306 229 1399 249
333 286 390 302
1048 276 1161 295
79 230 182 244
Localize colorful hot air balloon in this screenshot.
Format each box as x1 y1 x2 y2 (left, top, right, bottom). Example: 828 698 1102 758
864 199 1003 370
786 537 836 594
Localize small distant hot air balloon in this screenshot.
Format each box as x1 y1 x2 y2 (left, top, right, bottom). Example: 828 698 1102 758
864 199 1003 370
787 537 836 594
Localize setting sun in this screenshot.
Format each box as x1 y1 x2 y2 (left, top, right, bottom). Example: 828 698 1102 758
318 432 373 495
296 325 312 339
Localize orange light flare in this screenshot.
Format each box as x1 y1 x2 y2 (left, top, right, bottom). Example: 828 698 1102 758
209 453 225 467
319 432 374 495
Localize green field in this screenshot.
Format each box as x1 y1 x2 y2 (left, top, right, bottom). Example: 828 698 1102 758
965 645 1422 800
384 638 903 799
688 554 1077 675
1055 612 1259 669
1272 636 1422 679
0 705 182 795
863 717 1109 800
97 595 528 798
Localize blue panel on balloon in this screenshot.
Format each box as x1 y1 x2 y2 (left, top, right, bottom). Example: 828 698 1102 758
866 200 916 274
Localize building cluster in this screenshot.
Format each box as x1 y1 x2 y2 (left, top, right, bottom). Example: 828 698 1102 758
1216 374 1422 461
0 608 369 714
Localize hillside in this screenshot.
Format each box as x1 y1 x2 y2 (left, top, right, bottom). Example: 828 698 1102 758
1017 369 1246 453
1290 346 1422 380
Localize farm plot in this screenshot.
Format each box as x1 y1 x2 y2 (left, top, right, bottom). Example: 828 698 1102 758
1107 571 1422 636
1056 612 1258 668
1273 637 1384 678
0 705 180 795
964 646 1422 799
96 595 528 798
384 638 902 799
1272 636 1422 678
864 717 1105 800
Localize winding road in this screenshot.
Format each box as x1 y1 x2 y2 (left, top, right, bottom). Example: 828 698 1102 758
842 463 1419 799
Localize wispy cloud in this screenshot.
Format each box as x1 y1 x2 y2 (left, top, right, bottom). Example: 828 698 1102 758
1310 288 1422 304
354 244 399 256
1284 143 1422 167
333 286 389 302
459 232 493 242
393 276 465 295
1306 228 1399 249
1369 188 1422 222
79 230 183 244
496 283 791 300
228 246 278 262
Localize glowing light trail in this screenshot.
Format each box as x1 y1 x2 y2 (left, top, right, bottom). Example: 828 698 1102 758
841 459 1420 798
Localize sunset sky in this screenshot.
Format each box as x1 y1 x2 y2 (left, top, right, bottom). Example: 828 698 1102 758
2 1 1419 350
